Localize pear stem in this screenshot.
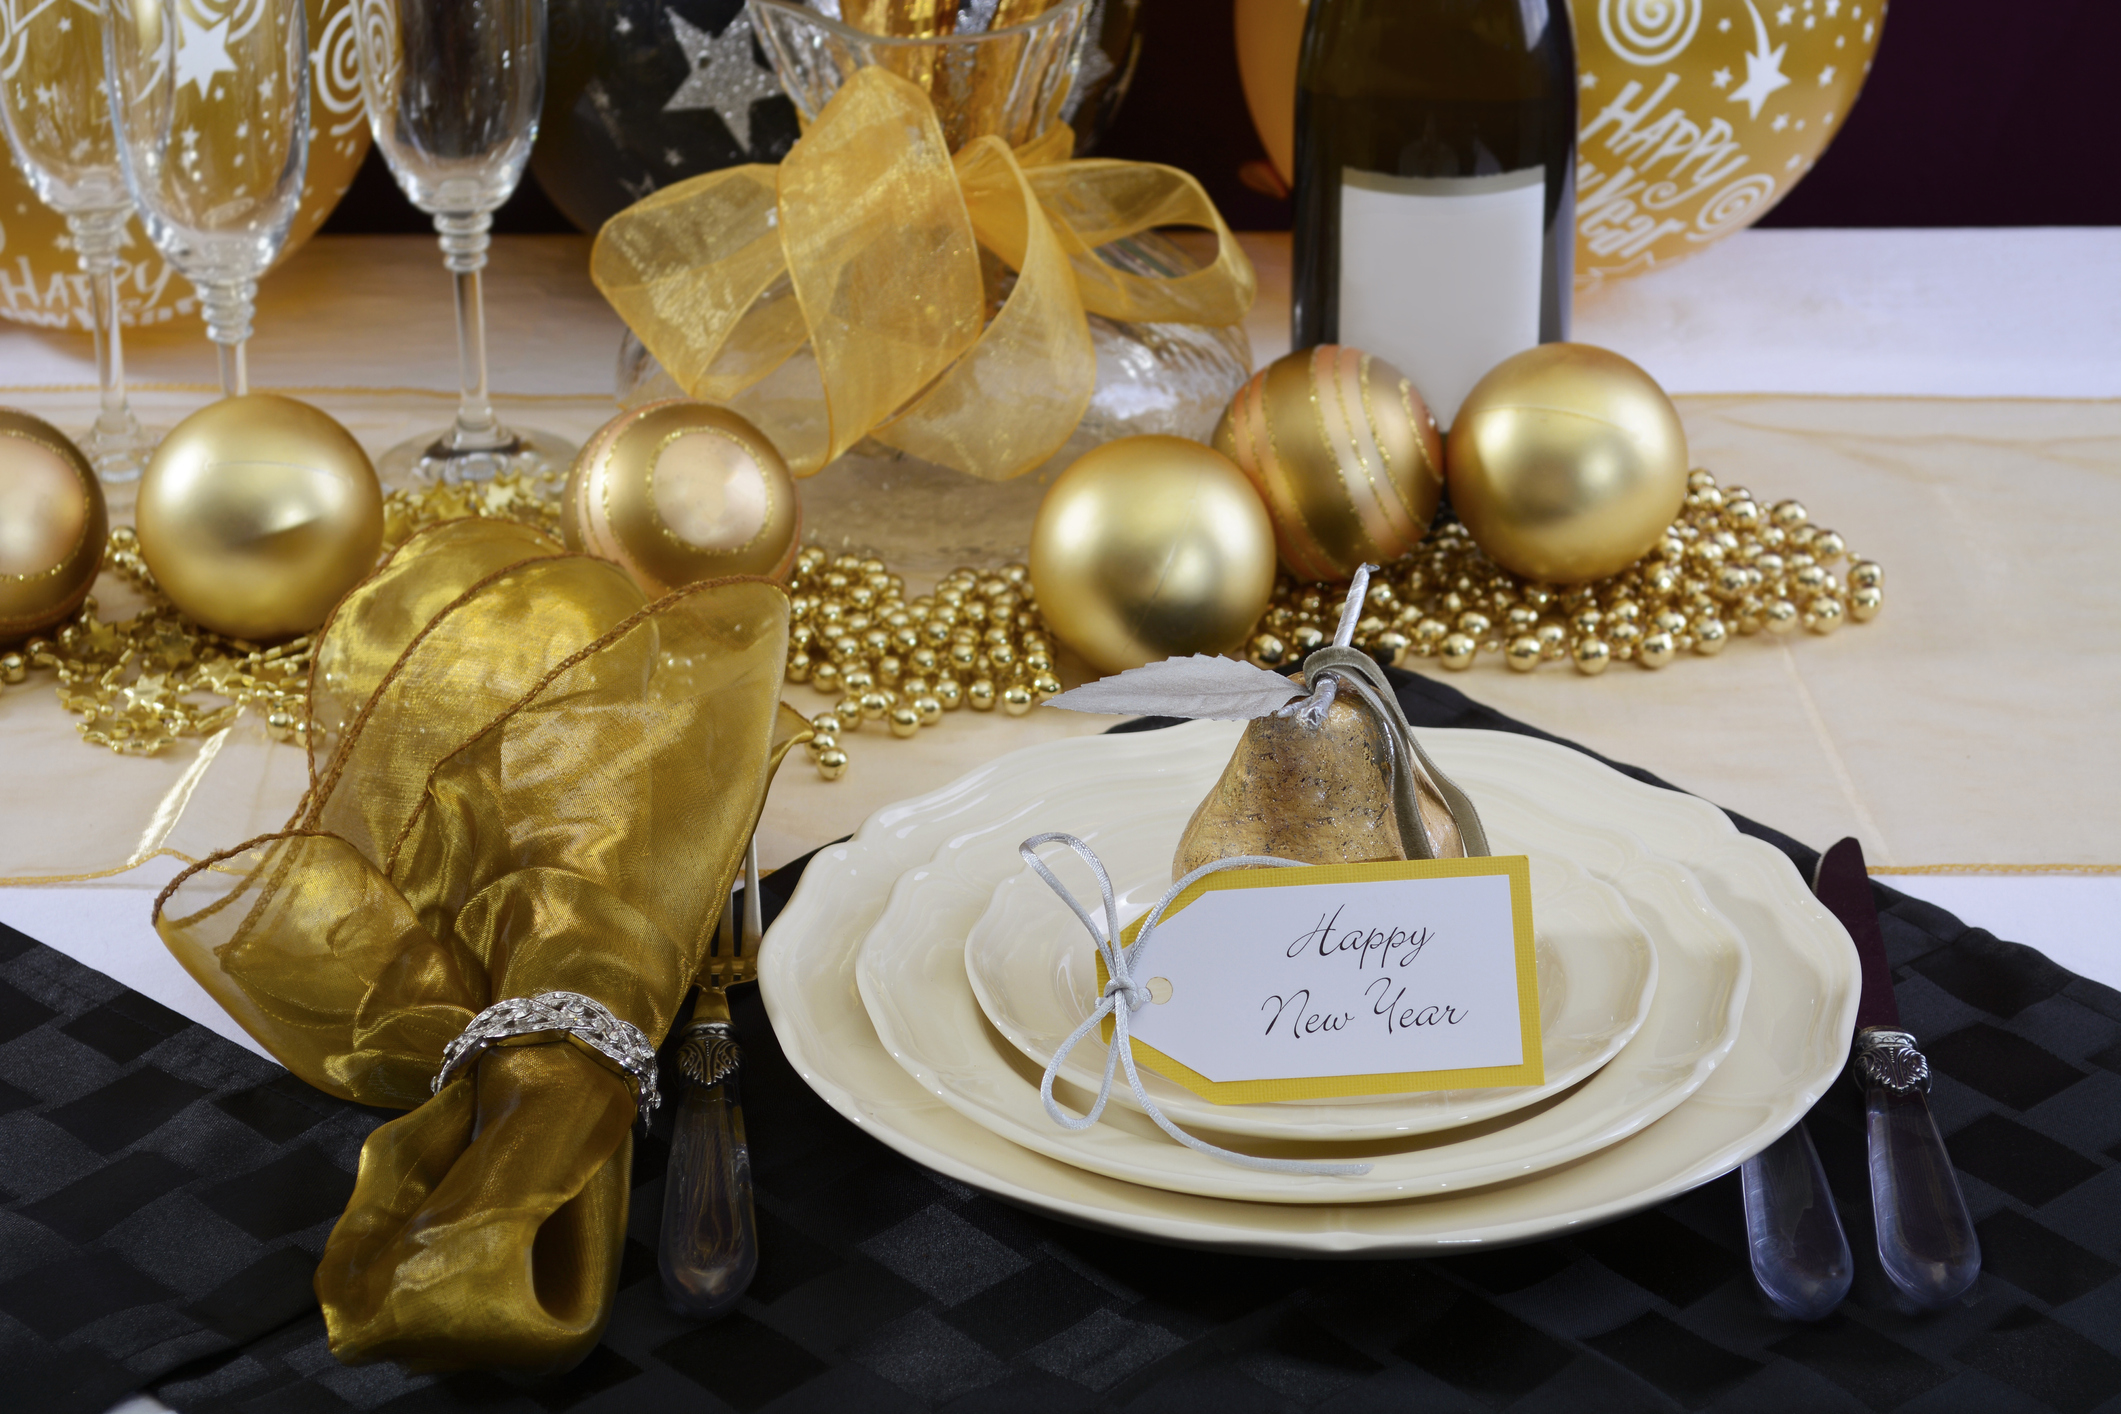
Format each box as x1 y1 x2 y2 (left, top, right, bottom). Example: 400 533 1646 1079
1286 564 1378 726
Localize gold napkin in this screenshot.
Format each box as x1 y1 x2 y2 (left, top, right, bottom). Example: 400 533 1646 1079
591 66 1255 482
154 518 807 1374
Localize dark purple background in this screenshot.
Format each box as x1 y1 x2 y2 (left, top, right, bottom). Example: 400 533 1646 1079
323 0 2121 235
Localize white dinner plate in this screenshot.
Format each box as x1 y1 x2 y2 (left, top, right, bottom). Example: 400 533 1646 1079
859 803 1741 1203
965 840 1657 1141
760 721 1858 1253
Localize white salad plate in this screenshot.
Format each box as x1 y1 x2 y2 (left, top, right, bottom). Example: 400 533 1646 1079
964 843 1657 1141
857 802 1742 1203
760 721 1858 1254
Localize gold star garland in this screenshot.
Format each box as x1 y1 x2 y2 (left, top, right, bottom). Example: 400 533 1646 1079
3 470 566 757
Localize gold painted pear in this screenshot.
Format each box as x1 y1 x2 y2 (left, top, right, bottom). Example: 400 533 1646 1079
1172 678 1465 880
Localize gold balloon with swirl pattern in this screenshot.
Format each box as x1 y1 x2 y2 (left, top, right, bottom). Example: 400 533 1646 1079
0 0 368 331
1234 0 1886 288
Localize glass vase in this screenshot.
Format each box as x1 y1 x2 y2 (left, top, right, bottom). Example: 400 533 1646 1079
616 0 1251 572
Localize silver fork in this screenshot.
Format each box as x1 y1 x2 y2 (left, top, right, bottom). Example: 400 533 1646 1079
659 839 763 1320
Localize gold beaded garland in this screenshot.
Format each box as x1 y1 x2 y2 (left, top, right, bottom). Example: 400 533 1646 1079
16 467 567 756
781 548 1058 780
1245 469 1882 677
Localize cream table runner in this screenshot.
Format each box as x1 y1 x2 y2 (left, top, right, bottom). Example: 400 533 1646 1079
0 231 2114 1046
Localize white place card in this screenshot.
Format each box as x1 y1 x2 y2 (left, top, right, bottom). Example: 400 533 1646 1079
1099 857 1541 1103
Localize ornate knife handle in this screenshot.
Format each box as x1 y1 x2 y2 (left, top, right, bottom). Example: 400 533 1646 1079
658 1018 757 1320
1854 1028 1981 1309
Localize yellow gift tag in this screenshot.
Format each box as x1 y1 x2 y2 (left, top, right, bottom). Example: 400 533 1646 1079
1097 856 1541 1104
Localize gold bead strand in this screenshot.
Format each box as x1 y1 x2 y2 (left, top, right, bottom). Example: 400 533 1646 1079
781 550 1057 781
1248 469 1880 679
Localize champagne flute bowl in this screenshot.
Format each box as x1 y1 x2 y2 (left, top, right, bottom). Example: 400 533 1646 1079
354 0 572 485
103 0 310 398
0 0 153 480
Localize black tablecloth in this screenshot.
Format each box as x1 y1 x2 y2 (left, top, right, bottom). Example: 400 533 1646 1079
7 669 2120 1414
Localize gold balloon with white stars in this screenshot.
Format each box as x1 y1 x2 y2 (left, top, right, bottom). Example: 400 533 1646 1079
0 0 368 331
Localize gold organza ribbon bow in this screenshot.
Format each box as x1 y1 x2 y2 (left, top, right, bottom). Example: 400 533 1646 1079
592 65 1256 481
153 519 806 1374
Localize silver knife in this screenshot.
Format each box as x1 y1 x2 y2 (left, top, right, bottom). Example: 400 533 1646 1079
1816 836 1982 1309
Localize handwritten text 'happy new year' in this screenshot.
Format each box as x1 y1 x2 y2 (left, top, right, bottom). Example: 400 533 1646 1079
1261 908 1469 1041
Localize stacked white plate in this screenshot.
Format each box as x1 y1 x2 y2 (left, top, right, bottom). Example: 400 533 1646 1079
760 721 1860 1255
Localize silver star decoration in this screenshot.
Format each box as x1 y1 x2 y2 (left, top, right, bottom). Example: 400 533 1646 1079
663 11 782 154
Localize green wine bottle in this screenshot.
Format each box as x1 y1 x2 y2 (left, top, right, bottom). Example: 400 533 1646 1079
1292 0 1576 428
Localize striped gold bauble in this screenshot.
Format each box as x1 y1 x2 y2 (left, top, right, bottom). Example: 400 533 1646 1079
1212 345 1444 583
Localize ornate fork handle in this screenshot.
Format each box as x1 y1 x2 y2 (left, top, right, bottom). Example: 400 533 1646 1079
659 1012 756 1320
658 840 763 1321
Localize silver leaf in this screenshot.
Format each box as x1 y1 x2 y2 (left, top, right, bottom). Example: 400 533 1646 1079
1043 655 1303 721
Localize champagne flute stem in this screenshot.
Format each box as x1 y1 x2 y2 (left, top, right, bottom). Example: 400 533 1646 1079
198 278 258 397
216 341 248 398
66 208 147 477
436 211 507 451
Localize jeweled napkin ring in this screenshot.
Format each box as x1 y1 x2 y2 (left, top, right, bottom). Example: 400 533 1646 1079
434 991 661 1126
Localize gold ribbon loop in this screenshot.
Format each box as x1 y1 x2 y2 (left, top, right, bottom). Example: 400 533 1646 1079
592 66 1256 482
876 133 1095 479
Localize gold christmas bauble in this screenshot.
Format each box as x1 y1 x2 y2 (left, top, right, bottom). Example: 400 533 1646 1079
562 400 800 595
136 395 383 641
1234 0 1885 289
0 410 105 641
1446 343 1688 585
1029 436 1277 676
1212 345 1443 583
0 0 366 331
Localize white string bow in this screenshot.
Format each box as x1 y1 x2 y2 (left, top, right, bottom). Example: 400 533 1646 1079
1016 832 1374 1178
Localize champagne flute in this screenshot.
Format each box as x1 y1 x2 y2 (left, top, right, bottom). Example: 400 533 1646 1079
354 0 571 485
0 0 152 481
103 0 310 397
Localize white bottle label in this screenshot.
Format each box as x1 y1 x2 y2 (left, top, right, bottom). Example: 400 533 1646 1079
1337 168 1545 429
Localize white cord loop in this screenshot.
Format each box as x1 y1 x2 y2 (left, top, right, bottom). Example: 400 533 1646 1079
1017 832 1374 1178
